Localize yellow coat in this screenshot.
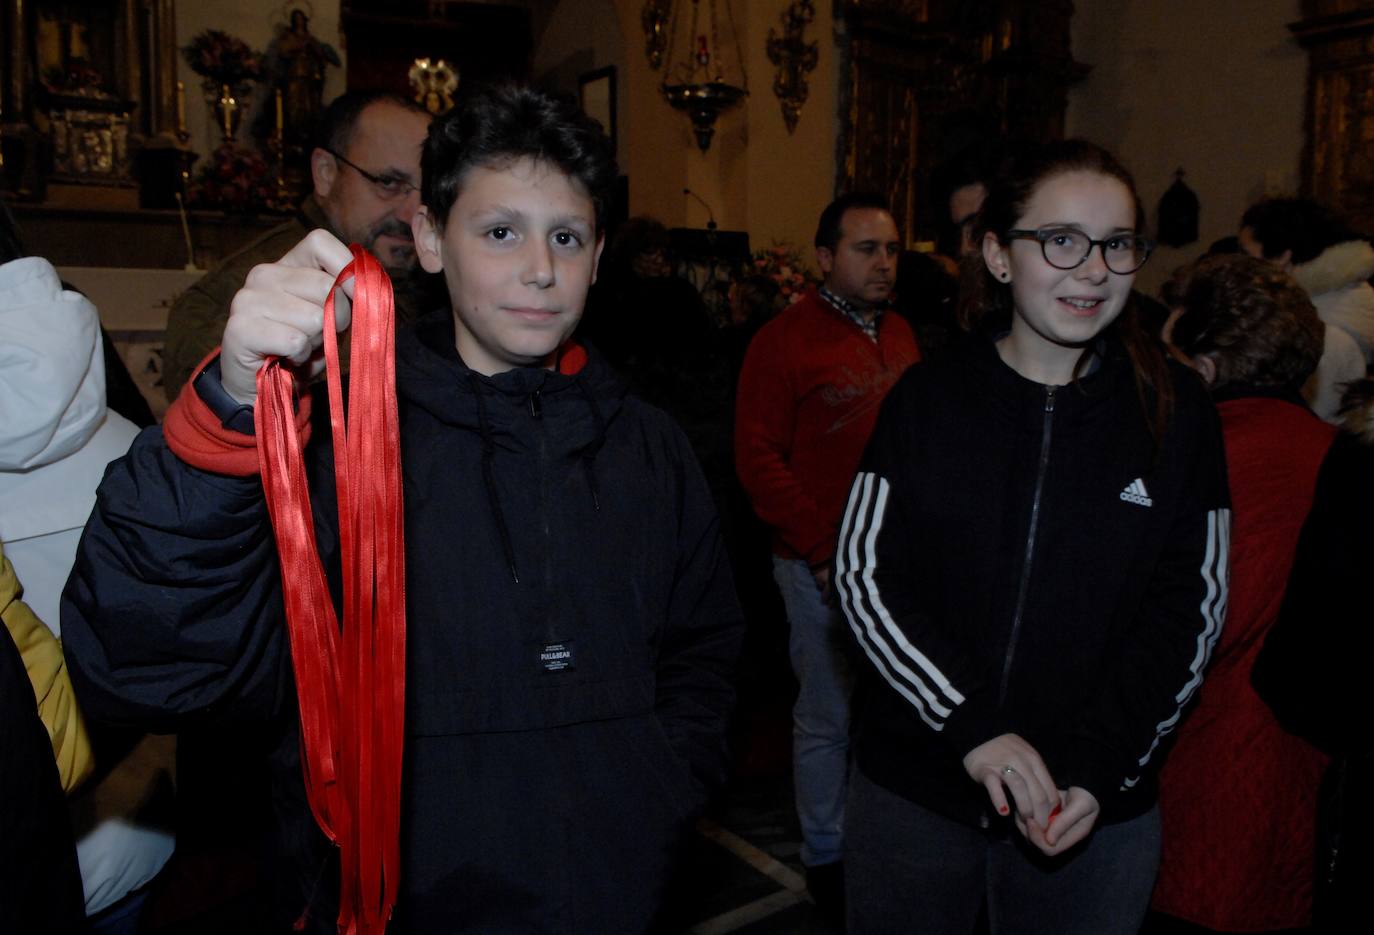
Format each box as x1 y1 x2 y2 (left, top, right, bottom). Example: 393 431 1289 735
0 541 92 792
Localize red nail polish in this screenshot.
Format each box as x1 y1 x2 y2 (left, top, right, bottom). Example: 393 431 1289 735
1048 804 1062 825
999 805 1009 815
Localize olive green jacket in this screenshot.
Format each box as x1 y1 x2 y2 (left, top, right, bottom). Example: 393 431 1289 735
162 200 330 402
162 199 441 402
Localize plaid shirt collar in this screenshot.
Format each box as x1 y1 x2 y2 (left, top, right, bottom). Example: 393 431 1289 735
818 286 885 342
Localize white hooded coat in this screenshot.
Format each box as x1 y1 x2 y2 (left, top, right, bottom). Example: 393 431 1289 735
1292 240 1374 422
0 256 142 626
0 255 173 916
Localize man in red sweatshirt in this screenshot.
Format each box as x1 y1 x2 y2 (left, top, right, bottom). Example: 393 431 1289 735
735 193 919 918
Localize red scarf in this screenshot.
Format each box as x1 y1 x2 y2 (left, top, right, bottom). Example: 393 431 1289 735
255 246 406 934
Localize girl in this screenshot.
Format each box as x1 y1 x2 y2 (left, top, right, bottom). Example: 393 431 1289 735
835 140 1230 935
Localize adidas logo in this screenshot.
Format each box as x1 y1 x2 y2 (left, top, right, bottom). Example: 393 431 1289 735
1119 478 1153 507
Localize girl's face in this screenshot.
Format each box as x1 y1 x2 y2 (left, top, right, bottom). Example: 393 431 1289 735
983 170 1137 382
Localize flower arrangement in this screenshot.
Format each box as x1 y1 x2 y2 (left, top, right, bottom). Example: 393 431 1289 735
182 30 264 87
190 144 275 214
751 242 816 305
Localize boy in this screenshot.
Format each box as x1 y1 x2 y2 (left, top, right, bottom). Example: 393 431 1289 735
62 85 743 933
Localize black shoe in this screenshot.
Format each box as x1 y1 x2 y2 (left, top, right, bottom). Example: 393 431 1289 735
806 860 846 930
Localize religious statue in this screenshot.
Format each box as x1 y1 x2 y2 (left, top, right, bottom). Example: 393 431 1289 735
264 7 340 149
260 6 338 199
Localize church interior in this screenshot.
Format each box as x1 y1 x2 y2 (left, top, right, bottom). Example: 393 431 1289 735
7 1 1368 331
2 2 1371 933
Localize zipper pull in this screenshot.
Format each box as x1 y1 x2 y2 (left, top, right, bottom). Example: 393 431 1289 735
1045 386 1057 413
529 388 542 418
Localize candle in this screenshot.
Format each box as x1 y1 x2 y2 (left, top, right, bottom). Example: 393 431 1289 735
275 89 284 136
176 80 186 134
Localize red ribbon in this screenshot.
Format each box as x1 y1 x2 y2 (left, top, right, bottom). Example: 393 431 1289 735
256 246 406 934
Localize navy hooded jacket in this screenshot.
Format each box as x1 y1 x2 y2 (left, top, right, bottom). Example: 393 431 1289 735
62 311 744 933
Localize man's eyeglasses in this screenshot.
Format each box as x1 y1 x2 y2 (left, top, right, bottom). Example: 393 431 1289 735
326 148 418 200
1004 227 1154 275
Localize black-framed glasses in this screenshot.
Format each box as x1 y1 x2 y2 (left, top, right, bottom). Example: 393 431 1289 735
325 148 418 200
1004 227 1154 275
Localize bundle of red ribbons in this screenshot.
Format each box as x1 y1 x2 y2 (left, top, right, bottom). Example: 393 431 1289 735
255 246 407 934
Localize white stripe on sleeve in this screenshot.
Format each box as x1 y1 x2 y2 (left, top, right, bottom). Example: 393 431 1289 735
836 472 965 732
1121 507 1231 789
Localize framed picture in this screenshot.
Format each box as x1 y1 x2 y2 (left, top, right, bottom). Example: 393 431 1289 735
579 66 616 151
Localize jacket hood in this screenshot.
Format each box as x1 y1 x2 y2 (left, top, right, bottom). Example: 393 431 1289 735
1291 239 1374 298
395 309 627 432
394 309 628 582
0 257 107 471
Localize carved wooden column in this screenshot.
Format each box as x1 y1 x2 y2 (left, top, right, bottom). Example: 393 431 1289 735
1290 1 1374 232
837 2 932 249
144 0 183 139
837 0 1086 245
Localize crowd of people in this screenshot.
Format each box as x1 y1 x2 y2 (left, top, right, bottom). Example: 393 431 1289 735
0 79 1370 935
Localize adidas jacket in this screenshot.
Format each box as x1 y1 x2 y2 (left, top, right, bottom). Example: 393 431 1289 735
836 332 1230 828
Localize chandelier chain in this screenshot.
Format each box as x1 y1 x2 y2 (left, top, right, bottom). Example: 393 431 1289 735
688 0 704 82
725 0 747 91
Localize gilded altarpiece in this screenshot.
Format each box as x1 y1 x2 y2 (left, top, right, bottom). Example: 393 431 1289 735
837 0 1087 246
2 0 180 195
1291 1 1374 233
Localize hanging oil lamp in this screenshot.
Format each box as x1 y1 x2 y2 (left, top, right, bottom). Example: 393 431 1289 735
659 0 748 152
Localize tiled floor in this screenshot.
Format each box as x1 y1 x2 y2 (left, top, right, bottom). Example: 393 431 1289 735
671 779 841 934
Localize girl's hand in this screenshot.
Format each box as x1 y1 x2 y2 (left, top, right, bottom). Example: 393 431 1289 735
1016 786 1100 856
961 733 1058 828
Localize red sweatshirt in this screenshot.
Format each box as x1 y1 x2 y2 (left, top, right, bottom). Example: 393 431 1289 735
735 289 919 566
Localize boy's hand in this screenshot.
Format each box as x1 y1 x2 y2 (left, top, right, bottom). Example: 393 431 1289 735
220 230 356 406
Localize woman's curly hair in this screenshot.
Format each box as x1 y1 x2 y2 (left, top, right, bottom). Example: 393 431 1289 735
1166 253 1324 391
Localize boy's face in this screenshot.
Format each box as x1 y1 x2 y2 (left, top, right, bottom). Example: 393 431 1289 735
413 156 604 376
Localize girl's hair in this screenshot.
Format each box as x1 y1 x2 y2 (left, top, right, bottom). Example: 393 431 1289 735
958 139 1174 443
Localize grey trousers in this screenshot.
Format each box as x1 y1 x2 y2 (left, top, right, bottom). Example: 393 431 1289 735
846 766 1161 935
